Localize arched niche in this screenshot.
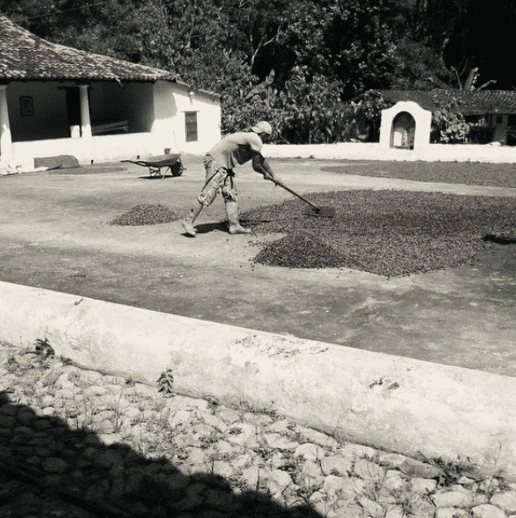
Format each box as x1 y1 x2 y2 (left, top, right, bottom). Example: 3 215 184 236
392 112 415 149
379 101 432 152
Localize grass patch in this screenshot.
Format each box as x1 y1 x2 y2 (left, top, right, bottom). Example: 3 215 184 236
322 161 516 188
110 204 180 226
241 190 516 277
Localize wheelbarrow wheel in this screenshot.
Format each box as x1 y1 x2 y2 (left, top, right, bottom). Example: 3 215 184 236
171 161 184 177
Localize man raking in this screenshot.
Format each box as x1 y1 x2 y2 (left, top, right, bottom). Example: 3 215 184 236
182 121 277 237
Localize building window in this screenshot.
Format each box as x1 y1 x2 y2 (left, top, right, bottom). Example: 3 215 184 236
496 114 503 124
185 111 198 142
20 96 34 117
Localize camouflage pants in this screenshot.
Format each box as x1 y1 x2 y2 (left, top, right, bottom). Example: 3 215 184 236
197 154 238 206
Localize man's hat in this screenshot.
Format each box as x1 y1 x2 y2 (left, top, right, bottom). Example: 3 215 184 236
251 121 272 136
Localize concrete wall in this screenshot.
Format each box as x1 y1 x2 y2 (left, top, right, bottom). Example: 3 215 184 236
2 280 516 479
263 142 516 163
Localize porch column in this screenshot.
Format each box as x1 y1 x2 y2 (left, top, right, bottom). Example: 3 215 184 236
79 84 92 139
0 84 13 161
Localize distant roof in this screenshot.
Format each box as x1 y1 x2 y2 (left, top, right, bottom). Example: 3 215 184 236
0 14 177 83
369 89 516 115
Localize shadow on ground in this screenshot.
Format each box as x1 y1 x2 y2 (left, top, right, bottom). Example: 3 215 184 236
0 391 322 518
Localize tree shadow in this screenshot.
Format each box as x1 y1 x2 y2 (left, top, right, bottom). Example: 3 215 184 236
0 390 323 518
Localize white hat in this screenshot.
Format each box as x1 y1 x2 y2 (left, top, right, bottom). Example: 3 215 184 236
251 121 272 136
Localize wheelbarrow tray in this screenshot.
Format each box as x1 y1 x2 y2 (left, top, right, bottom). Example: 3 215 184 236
121 155 184 178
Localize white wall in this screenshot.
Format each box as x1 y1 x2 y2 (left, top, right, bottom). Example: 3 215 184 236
263 142 516 163
6 80 221 165
12 132 165 164
167 82 221 154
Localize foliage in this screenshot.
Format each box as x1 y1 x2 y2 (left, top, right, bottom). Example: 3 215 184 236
390 37 453 90
322 0 398 98
4 0 516 143
274 67 347 144
430 93 471 143
342 91 390 142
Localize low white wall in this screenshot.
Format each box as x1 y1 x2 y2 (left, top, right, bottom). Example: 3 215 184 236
2 280 516 479
263 142 516 163
12 133 166 165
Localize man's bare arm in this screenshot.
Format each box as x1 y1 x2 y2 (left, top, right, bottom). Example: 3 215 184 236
252 153 276 181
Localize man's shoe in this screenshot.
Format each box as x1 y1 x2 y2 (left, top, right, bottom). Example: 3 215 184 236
182 220 196 237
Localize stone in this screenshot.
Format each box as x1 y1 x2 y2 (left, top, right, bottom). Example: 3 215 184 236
339 443 377 460
359 496 384 518
378 452 409 469
302 460 324 478
233 453 253 470
322 475 351 502
400 458 443 479
490 491 516 513
41 457 68 474
321 455 353 476
93 448 123 467
97 433 122 446
0 404 17 416
201 413 228 433
471 504 506 518
353 459 385 480
411 497 440 518
17 491 42 506
212 461 234 478
214 440 234 455
267 420 292 433
384 506 407 518
268 469 293 497
294 443 326 461
174 433 202 448
432 491 474 508
215 406 240 424
298 427 339 448
227 422 258 448
241 466 260 489
191 423 218 440
204 488 235 511
411 477 438 494
0 415 16 427
84 479 110 503
333 501 368 518
436 508 471 518
186 447 206 465
17 407 37 425
382 470 406 492
309 490 337 517
169 409 195 428
109 476 125 500
262 433 299 451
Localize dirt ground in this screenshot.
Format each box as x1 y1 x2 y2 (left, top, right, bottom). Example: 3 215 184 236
1 155 515 377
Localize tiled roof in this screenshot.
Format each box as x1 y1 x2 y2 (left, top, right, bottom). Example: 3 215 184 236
372 89 516 115
0 14 177 83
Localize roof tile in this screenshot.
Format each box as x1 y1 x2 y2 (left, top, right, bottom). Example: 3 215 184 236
373 89 516 115
0 14 176 83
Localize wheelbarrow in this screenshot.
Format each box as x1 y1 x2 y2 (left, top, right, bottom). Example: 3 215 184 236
121 155 184 178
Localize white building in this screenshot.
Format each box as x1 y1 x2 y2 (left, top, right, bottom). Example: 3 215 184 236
0 15 221 166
